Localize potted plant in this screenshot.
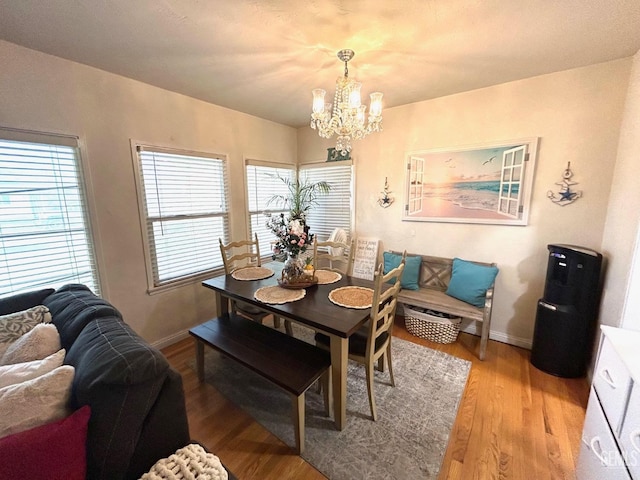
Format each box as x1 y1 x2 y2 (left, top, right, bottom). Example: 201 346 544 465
265 175 330 282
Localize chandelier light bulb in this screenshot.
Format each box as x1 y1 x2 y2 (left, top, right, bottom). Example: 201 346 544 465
312 89 326 114
310 49 383 155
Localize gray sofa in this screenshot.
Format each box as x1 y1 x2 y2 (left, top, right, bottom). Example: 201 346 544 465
0 284 191 480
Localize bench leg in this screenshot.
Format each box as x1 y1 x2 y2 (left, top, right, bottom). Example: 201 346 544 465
195 340 205 382
479 319 490 361
292 393 305 454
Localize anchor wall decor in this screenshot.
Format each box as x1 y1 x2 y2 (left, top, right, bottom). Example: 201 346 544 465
547 162 582 206
378 177 394 208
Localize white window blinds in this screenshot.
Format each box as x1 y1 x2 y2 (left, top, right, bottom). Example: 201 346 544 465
245 161 295 258
0 130 100 297
135 146 229 289
300 162 353 243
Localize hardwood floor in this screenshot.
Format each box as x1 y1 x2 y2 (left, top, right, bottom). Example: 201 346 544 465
162 318 590 479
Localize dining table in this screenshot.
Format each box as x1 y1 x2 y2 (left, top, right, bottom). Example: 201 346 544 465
201 264 380 431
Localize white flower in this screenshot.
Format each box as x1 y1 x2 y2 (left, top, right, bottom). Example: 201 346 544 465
289 219 304 236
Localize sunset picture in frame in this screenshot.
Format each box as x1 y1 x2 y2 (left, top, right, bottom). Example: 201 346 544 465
403 138 539 225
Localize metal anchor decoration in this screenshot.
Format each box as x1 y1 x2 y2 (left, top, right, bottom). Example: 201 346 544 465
378 177 394 208
547 162 582 206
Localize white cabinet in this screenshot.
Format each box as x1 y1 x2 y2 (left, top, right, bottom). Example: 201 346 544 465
576 327 640 479
620 385 640 479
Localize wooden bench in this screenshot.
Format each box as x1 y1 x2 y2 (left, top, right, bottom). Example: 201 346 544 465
189 313 331 454
394 253 496 360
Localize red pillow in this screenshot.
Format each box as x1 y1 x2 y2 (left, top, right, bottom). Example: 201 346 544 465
0 405 90 480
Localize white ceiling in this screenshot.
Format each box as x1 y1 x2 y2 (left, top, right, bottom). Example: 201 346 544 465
1 0 639 128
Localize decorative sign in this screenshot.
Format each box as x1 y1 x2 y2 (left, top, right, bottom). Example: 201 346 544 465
327 147 351 162
352 238 379 281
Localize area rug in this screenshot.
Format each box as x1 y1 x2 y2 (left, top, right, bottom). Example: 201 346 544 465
192 324 471 480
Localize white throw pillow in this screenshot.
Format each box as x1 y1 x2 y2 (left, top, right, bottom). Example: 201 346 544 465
0 349 66 389
0 324 61 366
0 365 75 439
0 305 52 357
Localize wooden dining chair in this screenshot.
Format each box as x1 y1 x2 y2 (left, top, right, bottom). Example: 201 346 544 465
314 253 406 421
219 235 272 324
312 234 355 276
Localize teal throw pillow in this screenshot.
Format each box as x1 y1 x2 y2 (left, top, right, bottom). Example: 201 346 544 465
383 252 421 290
446 258 498 307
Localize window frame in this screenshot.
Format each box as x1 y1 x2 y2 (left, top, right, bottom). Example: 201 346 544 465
245 159 354 260
298 160 354 244
131 141 231 294
245 159 296 261
0 126 101 297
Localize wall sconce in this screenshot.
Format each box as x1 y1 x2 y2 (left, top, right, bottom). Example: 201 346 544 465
378 177 394 208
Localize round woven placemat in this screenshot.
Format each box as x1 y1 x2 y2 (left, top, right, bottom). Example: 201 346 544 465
328 286 374 309
254 286 305 304
315 270 342 285
231 266 274 281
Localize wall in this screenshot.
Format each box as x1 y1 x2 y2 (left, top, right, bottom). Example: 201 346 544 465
602 50 640 330
0 40 297 345
299 59 631 347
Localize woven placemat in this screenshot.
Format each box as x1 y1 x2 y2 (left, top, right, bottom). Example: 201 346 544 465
314 270 342 285
328 286 374 309
231 266 274 281
255 286 305 304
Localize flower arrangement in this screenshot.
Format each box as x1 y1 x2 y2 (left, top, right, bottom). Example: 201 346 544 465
266 175 331 260
266 214 312 259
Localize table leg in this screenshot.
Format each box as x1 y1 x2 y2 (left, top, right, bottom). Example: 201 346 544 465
195 341 204 382
215 292 229 317
330 336 348 430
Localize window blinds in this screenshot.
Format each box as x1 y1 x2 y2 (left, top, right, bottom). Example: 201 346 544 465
136 147 229 288
300 163 353 243
245 161 295 258
0 132 99 296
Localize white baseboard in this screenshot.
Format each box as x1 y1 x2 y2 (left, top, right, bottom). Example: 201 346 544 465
459 322 532 350
151 329 191 350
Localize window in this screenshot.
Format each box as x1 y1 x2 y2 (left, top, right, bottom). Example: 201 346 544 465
300 162 353 243
134 145 229 291
0 128 99 297
245 161 295 258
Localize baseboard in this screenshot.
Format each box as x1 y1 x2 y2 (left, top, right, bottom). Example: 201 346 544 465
151 329 191 350
459 322 532 350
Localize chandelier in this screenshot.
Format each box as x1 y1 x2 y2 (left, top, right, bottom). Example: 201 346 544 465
310 49 383 155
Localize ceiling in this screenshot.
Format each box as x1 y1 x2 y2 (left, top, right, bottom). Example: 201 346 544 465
1 0 639 128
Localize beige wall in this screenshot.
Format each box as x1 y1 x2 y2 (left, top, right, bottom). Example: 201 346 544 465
0 40 297 345
603 50 640 330
299 59 632 347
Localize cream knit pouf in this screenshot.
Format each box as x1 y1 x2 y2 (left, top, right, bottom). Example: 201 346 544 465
140 443 228 480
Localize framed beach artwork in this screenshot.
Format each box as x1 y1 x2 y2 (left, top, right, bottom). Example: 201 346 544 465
403 138 539 225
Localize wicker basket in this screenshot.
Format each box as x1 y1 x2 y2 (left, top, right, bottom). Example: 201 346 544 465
403 305 462 344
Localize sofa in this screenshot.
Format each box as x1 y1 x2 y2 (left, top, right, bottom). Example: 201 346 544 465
0 284 191 480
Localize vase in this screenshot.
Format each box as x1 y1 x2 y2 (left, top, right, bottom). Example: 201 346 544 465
282 253 304 284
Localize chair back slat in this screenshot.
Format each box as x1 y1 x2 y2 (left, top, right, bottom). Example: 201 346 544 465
365 256 405 358
219 233 261 274
313 237 355 276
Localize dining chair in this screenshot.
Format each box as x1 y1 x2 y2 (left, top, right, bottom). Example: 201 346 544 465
219 235 285 331
315 253 406 421
312 233 355 276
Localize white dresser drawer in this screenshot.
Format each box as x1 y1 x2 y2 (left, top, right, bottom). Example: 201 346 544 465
577 388 631 480
620 384 640 479
593 337 633 433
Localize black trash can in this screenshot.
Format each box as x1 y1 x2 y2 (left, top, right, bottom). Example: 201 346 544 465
530 244 603 378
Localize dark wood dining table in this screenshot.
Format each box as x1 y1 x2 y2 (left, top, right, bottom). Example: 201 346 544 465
202 265 378 431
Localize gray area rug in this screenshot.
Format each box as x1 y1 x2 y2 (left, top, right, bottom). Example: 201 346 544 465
193 323 471 480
